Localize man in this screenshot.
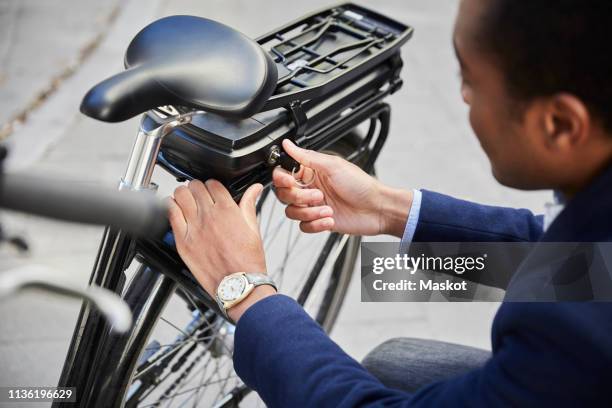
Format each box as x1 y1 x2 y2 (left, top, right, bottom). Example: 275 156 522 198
168 0 612 406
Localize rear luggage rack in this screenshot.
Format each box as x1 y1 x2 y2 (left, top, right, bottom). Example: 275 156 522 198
258 3 413 110
154 3 412 189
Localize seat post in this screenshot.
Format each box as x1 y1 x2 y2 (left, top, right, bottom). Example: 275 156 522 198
120 113 192 191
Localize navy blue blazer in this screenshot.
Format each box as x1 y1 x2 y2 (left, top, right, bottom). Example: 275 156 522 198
233 165 612 407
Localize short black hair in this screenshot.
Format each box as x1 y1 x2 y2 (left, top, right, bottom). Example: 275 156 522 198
477 0 612 132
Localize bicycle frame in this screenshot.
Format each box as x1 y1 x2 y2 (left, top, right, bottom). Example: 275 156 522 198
55 57 397 406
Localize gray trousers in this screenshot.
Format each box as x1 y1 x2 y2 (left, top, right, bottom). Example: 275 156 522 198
362 338 491 393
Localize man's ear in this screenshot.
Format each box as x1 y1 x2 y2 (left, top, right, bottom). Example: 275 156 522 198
542 93 590 151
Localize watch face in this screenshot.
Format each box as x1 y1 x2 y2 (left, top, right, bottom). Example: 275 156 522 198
218 275 247 302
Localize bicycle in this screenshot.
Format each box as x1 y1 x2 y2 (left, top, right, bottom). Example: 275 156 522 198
55 3 413 407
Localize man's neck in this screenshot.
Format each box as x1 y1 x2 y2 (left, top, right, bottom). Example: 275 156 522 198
560 156 612 200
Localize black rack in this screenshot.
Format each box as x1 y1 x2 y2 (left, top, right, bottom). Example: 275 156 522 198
154 3 412 188
257 3 413 110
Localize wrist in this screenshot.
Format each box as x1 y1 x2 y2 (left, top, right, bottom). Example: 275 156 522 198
227 285 277 323
379 185 413 238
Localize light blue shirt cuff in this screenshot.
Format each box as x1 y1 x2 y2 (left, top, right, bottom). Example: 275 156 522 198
399 189 422 252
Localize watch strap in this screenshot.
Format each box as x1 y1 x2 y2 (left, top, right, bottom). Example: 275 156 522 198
244 273 277 291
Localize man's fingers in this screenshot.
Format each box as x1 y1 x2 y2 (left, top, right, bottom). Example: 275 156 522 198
204 179 233 204
240 183 264 230
273 166 316 188
282 139 333 171
273 167 296 188
188 179 214 213
285 205 333 222
173 185 198 220
168 198 187 239
276 187 325 206
299 217 335 233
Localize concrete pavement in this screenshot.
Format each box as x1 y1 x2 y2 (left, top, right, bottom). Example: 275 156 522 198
0 0 120 139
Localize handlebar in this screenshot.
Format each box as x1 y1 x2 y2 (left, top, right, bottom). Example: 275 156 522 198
0 265 132 333
0 172 169 239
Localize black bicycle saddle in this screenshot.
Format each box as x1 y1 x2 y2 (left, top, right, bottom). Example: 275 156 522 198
80 15 278 122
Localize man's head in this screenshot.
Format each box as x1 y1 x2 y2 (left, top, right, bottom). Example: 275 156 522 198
454 0 612 195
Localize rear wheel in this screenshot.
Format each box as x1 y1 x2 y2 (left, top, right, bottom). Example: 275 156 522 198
75 132 370 407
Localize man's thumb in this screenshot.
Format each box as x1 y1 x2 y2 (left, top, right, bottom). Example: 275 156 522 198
282 139 328 170
240 183 264 228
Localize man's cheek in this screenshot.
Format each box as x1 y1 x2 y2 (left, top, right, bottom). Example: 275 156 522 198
468 106 487 148
469 104 498 157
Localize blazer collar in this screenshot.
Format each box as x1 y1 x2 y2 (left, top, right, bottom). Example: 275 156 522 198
541 164 612 242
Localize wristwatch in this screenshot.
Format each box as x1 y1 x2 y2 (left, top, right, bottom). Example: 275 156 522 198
215 272 277 319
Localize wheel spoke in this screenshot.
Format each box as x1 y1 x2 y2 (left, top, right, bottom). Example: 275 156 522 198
261 193 277 239
160 317 191 337
139 373 237 408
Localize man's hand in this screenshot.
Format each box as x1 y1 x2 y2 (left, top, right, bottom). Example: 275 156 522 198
273 139 413 237
168 179 275 322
